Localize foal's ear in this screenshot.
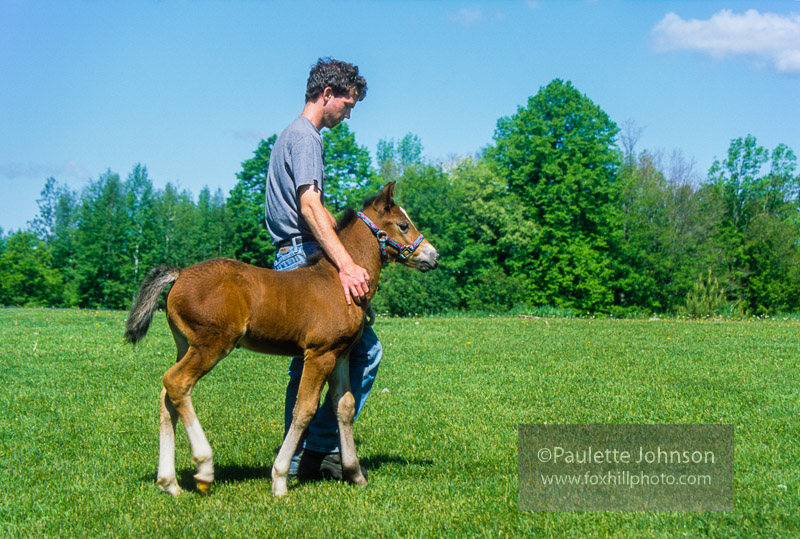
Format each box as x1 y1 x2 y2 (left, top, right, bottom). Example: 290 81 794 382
376 181 396 212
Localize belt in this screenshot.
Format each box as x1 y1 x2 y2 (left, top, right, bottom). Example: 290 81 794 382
276 235 316 251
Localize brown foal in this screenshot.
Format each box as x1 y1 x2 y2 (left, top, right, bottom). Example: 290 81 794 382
124 182 438 496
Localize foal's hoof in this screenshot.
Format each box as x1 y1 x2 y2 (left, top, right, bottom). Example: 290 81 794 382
196 480 212 495
272 479 289 497
157 477 182 496
353 473 368 487
271 465 289 497
345 468 368 487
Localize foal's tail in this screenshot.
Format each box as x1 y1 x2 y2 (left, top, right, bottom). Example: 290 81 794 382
124 266 181 345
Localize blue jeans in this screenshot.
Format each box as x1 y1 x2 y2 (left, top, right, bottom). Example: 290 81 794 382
273 240 382 453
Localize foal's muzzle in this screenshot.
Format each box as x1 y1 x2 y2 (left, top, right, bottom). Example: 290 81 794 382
413 244 439 272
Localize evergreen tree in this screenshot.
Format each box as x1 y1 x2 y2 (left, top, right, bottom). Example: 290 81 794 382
196 186 233 260
153 183 200 267
125 164 157 291
29 177 80 304
229 136 276 267
73 171 130 308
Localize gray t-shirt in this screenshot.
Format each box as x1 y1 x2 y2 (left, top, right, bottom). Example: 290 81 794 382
265 116 324 245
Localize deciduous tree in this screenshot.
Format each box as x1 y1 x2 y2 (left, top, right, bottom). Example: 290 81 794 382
0 231 64 306
322 123 376 214
488 79 622 311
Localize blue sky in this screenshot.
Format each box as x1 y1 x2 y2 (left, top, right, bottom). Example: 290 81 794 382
1 0 799 232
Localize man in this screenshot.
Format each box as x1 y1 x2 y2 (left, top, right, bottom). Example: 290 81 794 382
265 58 381 480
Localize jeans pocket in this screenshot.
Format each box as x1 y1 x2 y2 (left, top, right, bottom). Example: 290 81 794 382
274 252 304 271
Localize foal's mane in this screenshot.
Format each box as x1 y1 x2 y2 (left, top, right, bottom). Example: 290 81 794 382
302 206 361 267
336 207 359 232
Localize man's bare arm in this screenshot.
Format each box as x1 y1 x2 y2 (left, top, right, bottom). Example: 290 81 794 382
298 185 370 305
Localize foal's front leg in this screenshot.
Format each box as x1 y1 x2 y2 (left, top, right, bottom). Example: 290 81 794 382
328 355 368 487
272 351 334 496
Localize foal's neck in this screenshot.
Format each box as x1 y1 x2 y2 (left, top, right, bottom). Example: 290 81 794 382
337 217 383 302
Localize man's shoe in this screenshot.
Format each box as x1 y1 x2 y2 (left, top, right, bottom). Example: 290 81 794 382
318 452 343 480
294 449 368 481
297 449 343 481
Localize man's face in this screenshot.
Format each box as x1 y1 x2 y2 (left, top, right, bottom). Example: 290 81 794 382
322 86 359 129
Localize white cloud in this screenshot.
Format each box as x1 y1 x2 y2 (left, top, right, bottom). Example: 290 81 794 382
451 7 484 27
229 129 272 142
651 9 800 74
0 161 91 181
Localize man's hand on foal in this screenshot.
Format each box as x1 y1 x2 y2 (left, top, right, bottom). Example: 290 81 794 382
339 261 370 306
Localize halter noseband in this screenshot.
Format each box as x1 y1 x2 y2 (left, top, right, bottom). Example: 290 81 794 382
357 212 424 263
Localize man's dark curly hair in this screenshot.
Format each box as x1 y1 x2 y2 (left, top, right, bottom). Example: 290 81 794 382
305 57 368 103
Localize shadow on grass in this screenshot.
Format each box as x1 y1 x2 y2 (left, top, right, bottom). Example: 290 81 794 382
211 464 274 484
359 454 434 471
140 453 433 493
267 444 435 474
138 466 272 494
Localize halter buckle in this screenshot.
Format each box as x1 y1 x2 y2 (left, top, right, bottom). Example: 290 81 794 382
357 212 424 264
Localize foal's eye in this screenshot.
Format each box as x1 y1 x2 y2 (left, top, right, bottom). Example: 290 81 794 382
398 222 410 233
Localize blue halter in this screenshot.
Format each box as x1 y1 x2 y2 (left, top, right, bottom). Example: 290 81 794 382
357 212 425 263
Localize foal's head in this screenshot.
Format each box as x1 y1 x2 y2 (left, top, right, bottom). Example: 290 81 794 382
361 182 439 272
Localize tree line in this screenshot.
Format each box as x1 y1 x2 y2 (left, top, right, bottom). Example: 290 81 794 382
2 79 799 317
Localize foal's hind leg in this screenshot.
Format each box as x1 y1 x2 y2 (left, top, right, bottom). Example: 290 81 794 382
161 344 227 495
272 351 336 496
157 332 188 496
328 355 368 487
157 388 182 495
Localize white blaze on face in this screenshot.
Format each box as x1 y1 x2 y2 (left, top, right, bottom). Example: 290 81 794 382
398 204 439 267
398 205 437 261
398 206 416 230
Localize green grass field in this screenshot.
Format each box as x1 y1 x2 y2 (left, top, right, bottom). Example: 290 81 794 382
0 308 798 537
